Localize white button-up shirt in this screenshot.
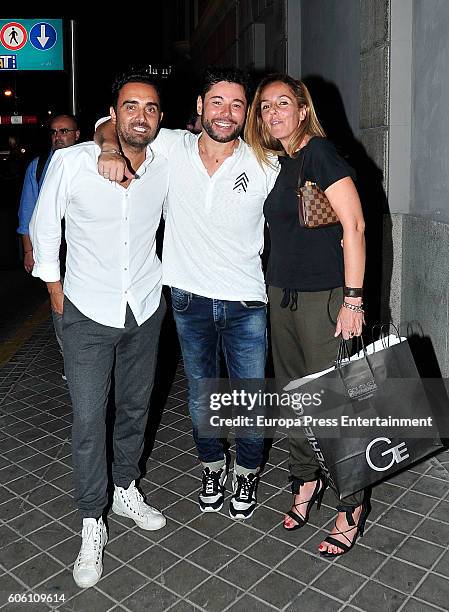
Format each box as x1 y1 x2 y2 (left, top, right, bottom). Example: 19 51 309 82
30 141 168 328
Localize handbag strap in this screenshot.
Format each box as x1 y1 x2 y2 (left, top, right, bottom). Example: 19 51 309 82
296 148 307 191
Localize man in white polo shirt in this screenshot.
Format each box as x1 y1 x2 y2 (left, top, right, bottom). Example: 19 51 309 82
96 67 278 520
31 71 168 588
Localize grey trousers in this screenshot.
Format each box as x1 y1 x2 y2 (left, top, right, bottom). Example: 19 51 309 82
62 296 166 519
268 285 364 508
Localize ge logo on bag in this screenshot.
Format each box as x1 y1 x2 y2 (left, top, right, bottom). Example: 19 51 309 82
365 437 410 472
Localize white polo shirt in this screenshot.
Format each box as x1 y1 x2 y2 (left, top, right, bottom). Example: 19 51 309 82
154 129 279 302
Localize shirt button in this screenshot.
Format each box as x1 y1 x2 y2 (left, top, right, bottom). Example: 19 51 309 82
124 242 127 245
124 267 128 271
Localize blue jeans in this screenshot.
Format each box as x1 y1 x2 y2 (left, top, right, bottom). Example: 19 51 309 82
171 288 267 470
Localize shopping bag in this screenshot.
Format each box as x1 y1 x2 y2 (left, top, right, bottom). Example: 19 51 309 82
284 334 445 498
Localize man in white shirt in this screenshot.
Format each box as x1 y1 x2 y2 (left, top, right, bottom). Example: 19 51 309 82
96 68 278 521
30 71 168 589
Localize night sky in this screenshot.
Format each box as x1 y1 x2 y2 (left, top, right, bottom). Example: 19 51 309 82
0 13 197 151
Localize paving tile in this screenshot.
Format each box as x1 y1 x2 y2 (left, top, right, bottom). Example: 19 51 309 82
145 465 180 486
12 552 62 588
0 465 28 485
268 521 318 547
39 495 74 519
38 568 85 602
162 528 208 557
286 588 343 611
167 453 200 472
313 565 365 600
144 487 179 510
221 555 269 590
411 477 449 499
188 540 235 572
373 558 426 594
278 548 327 583
165 498 201 523
8 509 51 536
187 514 234 539
99 564 148 602
0 525 21 548
27 522 73 550
0 538 42 571
128 544 179 579
387 470 422 489
150 445 183 463
394 536 443 569
361 525 408 555
154 559 209 596
429 499 449 523
214 522 262 551
55 587 114 611
415 518 449 547
401 598 445 612
227 594 276 611
188 576 243 611
245 535 295 566
122 582 178 611
105 530 154 562
248 506 282 534
377 507 423 533
167 474 200 497
433 549 449 577
47 535 81 566
351 580 407 611
414 573 449 608
166 601 197 612
394 490 438 515
249 571 302 608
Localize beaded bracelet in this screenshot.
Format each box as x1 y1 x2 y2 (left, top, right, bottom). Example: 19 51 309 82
342 301 364 313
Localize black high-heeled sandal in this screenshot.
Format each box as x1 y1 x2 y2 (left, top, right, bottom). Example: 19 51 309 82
283 476 327 531
319 498 371 557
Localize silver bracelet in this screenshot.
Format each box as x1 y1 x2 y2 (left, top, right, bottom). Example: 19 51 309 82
342 301 364 313
101 148 122 156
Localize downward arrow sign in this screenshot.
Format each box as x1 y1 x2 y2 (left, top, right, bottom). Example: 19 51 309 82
37 24 49 48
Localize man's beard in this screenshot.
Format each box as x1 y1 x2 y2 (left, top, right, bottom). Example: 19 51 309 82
117 121 156 149
201 117 242 143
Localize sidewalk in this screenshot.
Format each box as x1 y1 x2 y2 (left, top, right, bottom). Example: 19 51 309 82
1 320 449 611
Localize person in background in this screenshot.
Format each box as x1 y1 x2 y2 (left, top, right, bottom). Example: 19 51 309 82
17 114 80 377
245 73 368 557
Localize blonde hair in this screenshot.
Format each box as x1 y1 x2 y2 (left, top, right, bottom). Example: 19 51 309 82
245 73 325 166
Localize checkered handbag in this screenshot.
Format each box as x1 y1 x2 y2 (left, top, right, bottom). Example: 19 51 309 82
296 152 340 229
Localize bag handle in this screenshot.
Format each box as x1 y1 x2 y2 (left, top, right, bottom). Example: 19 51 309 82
296 148 307 192
336 339 351 367
371 322 402 349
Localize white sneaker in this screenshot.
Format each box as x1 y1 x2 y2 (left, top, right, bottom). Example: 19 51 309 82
73 517 107 588
229 471 259 520
112 481 166 530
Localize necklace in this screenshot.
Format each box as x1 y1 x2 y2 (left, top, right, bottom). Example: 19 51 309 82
198 140 237 164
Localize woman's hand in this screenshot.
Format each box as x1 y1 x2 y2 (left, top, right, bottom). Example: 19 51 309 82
98 150 133 183
335 305 364 340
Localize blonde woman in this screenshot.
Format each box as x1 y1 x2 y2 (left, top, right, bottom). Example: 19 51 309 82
245 74 368 557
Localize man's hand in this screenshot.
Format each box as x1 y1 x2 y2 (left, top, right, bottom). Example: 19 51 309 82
24 250 34 273
98 150 134 183
47 281 64 315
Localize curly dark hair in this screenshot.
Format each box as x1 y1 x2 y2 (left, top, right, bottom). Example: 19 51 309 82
199 66 250 102
111 68 162 110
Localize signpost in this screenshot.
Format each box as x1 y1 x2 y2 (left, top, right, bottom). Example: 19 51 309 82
0 19 63 70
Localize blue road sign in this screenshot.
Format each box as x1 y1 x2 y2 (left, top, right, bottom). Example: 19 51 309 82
0 19 63 70
29 22 57 51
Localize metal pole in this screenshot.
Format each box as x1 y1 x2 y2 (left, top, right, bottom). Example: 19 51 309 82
69 19 77 115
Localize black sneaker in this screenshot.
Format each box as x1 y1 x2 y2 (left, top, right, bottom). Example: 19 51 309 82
229 472 259 519
198 466 227 512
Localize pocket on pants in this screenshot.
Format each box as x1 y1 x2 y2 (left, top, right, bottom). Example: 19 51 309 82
171 287 191 313
240 300 266 309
